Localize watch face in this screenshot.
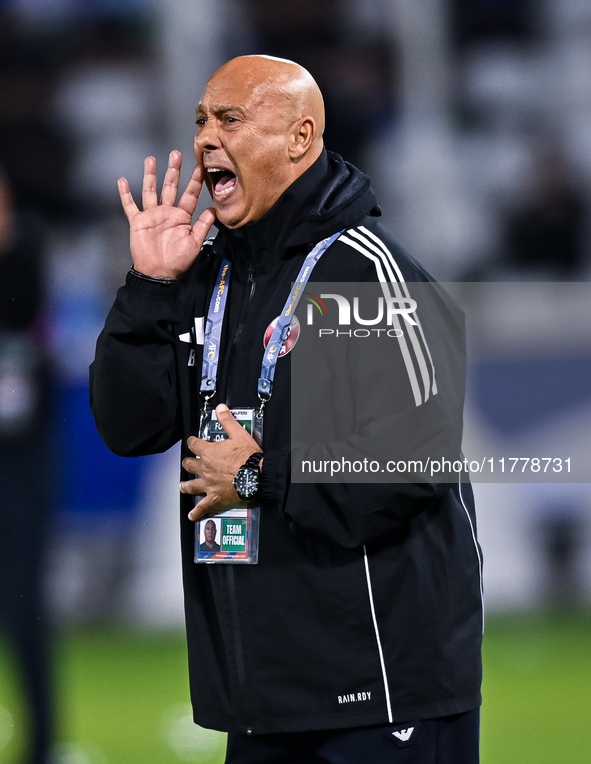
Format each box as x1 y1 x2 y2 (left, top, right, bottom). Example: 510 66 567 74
234 467 260 500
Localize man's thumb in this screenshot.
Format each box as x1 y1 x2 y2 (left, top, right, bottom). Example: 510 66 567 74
216 404 241 436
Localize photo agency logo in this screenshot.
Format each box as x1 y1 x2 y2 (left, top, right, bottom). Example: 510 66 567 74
304 290 418 338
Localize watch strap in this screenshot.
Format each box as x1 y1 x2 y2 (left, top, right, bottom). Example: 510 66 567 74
233 452 264 502
242 452 264 470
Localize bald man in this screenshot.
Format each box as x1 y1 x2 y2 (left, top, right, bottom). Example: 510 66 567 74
91 56 482 763
199 519 220 552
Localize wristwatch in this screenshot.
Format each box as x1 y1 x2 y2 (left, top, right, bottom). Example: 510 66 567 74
233 452 264 502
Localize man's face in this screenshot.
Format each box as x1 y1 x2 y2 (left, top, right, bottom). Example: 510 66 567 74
204 520 216 544
194 70 297 229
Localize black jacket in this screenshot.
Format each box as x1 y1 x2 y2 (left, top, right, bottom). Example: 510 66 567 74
90 151 483 734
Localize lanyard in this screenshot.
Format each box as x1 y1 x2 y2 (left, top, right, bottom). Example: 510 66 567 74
201 258 231 401
200 230 343 417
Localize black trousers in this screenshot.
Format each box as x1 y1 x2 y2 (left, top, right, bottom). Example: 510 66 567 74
225 709 480 764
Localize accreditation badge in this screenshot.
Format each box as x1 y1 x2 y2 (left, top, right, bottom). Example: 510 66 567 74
194 408 262 565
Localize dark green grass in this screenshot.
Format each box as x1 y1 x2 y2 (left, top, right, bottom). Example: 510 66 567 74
0 628 226 764
481 610 591 764
1 611 590 763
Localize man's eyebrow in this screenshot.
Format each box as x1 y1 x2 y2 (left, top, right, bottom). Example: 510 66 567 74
196 104 247 117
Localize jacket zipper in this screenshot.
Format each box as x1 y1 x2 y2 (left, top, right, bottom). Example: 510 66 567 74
224 263 256 732
224 264 256 408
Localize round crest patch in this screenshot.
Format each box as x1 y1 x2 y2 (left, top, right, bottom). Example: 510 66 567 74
263 315 300 357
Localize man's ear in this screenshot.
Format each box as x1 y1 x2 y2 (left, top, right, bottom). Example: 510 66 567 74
288 117 316 160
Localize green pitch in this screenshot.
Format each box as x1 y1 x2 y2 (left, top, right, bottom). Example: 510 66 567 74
481 610 591 763
1 611 590 763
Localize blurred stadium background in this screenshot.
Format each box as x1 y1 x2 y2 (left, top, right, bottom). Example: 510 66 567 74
1 0 590 762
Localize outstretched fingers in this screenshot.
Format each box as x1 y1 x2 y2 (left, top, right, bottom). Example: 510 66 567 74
141 155 159 209
124 154 207 221
191 207 217 248
117 177 139 223
178 163 208 217
160 150 182 206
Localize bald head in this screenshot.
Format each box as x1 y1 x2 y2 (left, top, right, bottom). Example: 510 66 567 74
211 55 325 142
194 55 326 228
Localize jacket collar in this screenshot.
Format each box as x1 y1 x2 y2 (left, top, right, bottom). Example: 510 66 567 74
214 150 381 271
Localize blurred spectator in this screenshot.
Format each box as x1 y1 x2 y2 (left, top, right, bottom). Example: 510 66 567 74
504 143 588 276
523 485 589 608
451 0 535 48
244 0 398 169
0 5 159 635
0 9 72 222
540 511 586 606
0 170 54 764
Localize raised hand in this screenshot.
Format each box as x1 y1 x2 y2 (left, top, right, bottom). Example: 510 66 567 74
118 151 216 279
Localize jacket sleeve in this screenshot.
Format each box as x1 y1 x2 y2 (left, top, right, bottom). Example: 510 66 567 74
89 272 187 457
261 274 468 548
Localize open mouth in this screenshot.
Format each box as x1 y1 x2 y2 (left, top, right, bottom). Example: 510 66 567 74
207 168 237 201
